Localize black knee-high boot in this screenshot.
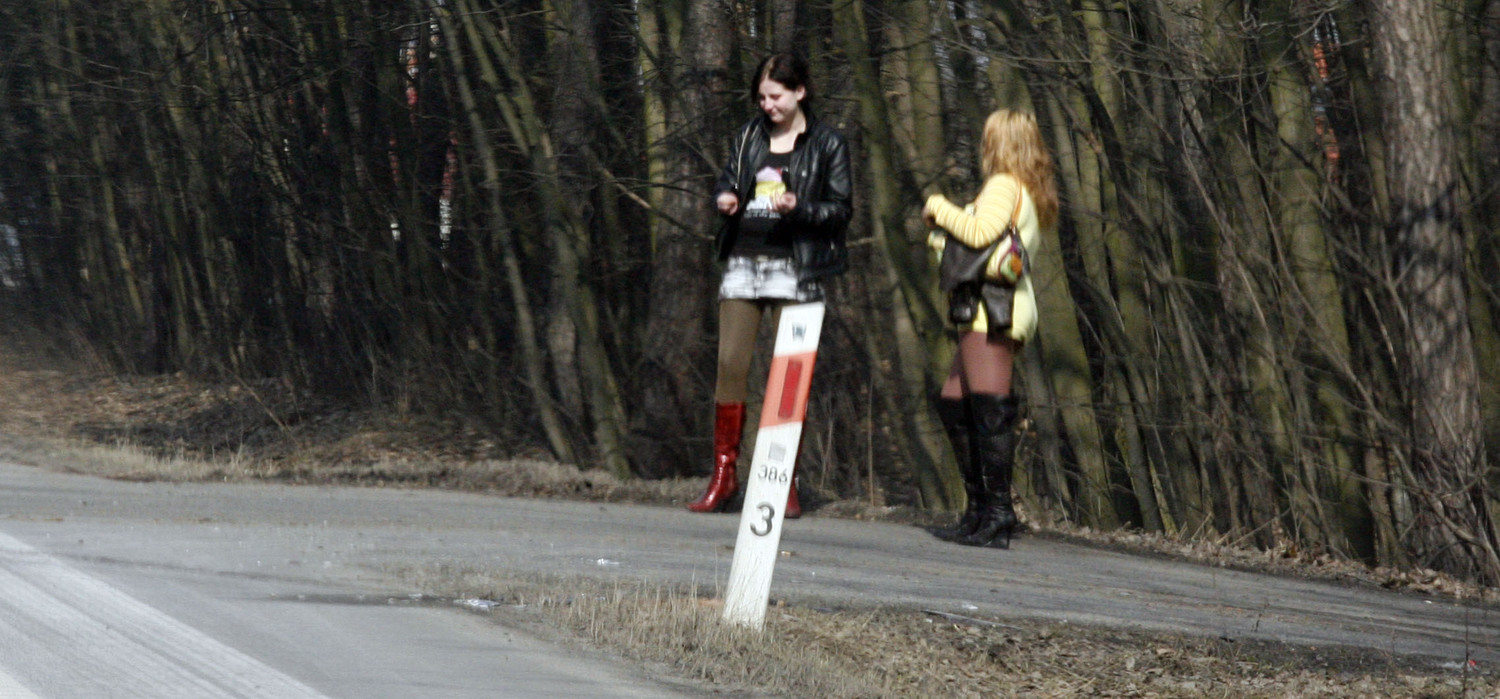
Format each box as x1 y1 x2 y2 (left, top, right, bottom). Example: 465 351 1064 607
934 396 982 541
959 394 1019 548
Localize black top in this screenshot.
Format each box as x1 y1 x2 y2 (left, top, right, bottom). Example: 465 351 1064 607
732 151 794 257
714 115 853 283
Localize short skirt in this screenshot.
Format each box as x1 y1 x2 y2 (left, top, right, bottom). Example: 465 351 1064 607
718 255 823 303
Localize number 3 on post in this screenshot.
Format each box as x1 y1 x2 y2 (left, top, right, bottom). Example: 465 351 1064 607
748 503 775 537
722 302 824 630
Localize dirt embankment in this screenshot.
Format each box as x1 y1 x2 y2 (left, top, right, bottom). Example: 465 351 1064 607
3 326 1498 697
1 325 1490 602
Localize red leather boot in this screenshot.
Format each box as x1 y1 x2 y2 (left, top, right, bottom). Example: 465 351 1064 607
687 403 746 512
783 463 802 519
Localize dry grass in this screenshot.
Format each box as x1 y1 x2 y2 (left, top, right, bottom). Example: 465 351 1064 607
384 564 1495 698
1048 525 1500 605
0 328 703 504
0 438 243 481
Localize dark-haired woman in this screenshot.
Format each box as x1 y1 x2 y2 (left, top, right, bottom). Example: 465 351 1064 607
687 53 852 516
923 109 1058 547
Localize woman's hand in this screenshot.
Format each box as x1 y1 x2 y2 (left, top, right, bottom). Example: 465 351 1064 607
927 228 946 253
771 191 797 214
717 192 740 216
922 193 947 229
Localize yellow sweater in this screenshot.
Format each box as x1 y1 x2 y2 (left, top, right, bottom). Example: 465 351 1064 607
926 174 1040 344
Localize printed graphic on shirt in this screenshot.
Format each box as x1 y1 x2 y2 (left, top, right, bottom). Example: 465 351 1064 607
731 151 793 256
743 165 786 223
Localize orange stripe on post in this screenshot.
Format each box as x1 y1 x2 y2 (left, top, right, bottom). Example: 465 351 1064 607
760 351 817 428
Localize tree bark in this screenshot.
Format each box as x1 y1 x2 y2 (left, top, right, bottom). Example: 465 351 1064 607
1369 0 1500 583
440 2 579 466
835 0 957 508
633 0 725 477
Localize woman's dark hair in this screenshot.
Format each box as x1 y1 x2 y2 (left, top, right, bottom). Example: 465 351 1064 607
750 52 812 107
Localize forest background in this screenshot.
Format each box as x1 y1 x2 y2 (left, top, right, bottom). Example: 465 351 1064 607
1 0 1498 585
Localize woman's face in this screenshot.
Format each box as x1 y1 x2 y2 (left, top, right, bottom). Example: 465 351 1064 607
758 77 805 125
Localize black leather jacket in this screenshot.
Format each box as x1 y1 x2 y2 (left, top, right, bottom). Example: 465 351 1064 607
714 115 852 283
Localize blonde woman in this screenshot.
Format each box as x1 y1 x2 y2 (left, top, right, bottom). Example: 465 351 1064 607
923 109 1059 548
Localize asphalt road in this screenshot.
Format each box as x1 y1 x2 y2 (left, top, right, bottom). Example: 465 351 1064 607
1 459 1497 697
0 462 695 698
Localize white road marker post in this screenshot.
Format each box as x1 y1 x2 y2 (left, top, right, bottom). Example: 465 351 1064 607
722 301 825 630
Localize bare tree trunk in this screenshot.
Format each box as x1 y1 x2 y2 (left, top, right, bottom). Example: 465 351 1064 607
768 0 799 53
534 0 633 477
1263 1 1372 559
633 0 725 477
1369 0 1500 583
886 0 945 190
1459 0 1500 477
835 0 957 508
1027 101 1117 528
439 2 579 466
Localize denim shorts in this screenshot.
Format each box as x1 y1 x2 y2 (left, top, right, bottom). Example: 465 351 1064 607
718 255 823 302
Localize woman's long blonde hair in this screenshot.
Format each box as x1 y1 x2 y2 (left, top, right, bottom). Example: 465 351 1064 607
980 109 1059 231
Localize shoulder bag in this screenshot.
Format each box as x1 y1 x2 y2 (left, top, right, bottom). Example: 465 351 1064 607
938 190 1026 328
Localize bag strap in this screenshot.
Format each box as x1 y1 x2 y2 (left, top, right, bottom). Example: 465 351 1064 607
998 184 1031 281
1006 183 1023 230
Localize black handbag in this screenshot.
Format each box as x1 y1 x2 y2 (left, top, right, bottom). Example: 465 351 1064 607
939 238 999 325
943 277 1013 330
937 192 1024 329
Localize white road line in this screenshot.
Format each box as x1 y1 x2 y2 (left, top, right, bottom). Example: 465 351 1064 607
0 666 41 699
0 532 328 698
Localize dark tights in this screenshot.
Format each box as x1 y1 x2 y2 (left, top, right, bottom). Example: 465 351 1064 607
715 299 786 403
940 331 1017 399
